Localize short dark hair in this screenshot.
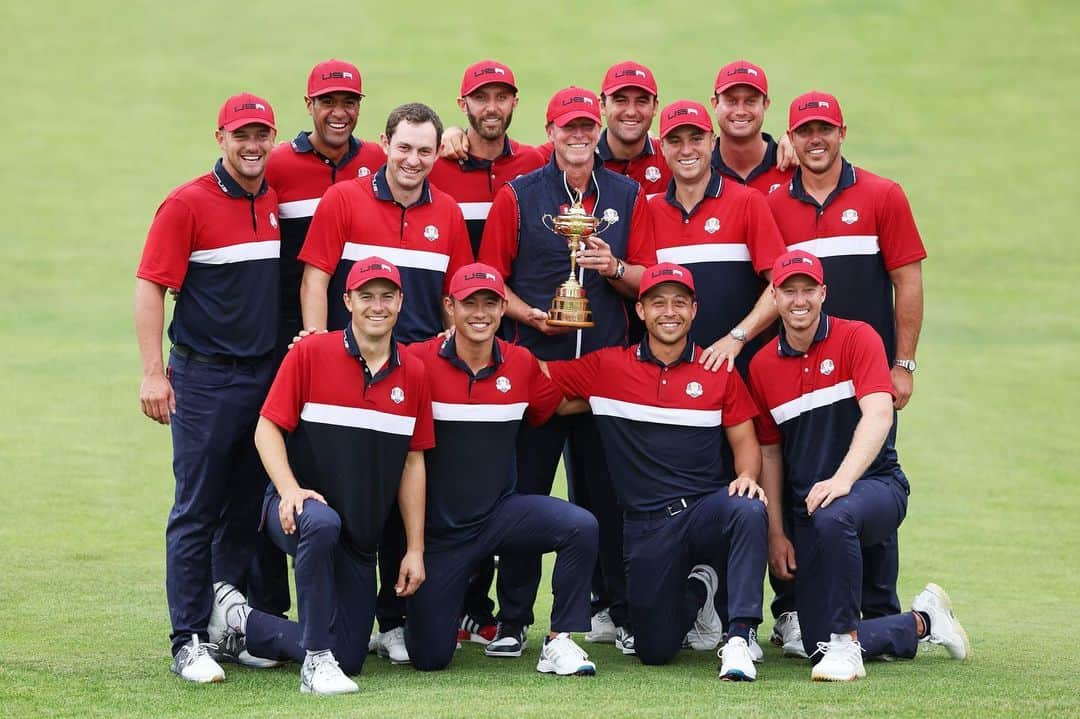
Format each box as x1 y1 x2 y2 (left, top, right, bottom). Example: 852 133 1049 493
385 103 443 148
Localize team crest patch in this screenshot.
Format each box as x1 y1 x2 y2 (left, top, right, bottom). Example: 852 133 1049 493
685 381 703 399
769 183 782 194
424 225 440 241
390 387 405 404
268 212 278 229
358 166 371 177
704 217 720 234
602 208 620 224
819 359 835 376
644 166 661 183
841 209 859 225
495 376 511 393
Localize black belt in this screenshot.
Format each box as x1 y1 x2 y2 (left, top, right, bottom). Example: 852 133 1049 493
172 344 268 367
625 495 704 521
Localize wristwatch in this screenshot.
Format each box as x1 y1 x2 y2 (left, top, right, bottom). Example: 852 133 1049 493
729 327 748 342
893 359 917 373
611 259 626 280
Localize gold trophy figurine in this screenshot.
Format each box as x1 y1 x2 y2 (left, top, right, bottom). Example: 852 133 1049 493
542 193 612 328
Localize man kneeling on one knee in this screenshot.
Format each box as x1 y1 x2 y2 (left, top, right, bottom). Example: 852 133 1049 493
542 263 771 681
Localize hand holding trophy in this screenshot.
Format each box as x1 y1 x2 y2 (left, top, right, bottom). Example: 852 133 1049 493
541 191 616 328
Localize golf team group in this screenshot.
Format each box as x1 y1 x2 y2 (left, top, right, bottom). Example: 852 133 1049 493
135 56 972 695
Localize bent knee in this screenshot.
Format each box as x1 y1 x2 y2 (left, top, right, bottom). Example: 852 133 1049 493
297 504 342 544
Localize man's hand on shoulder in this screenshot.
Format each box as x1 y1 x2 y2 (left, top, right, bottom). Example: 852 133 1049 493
288 327 328 351
439 126 469 160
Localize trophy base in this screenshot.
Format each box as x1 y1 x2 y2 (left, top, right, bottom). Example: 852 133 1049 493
546 317 595 328
548 278 594 328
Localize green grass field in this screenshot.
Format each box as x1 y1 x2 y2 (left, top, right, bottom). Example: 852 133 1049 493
2 1 1078 717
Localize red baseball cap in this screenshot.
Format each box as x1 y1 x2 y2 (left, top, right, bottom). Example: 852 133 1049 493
659 100 713 138
546 86 602 127
307 59 363 98
218 93 276 131
449 263 506 300
638 262 696 299
714 60 768 96
788 91 844 131
601 61 658 96
460 60 517 97
772 250 824 286
345 257 402 291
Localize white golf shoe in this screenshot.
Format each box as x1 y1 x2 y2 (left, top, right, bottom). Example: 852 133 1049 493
718 636 757 681
584 609 617 643
300 650 359 695
536 633 596 676
374 626 410 664
171 634 225 683
684 564 724 651
771 611 808 658
811 638 866 682
912 582 971 660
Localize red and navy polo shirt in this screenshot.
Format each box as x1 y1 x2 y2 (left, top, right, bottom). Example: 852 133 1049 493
480 156 656 360
261 325 434 556
404 335 562 549
299 166 474 339
767 160 927 362
710 132 793 196
650 169 786 351
427 136 545 257
547 339 758 513
536 132 671 198
747 314 906 507
137 159 280 358
266 132 386 317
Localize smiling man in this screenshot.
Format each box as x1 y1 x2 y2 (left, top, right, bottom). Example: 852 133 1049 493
747 250 968 682
479 85 655 659
135 93 281 682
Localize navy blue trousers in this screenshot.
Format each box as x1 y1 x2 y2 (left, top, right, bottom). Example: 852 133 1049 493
793 478 917 660
165 351 273 656
501 414 627 627
246 497 376 675
406 494 597 671
624 490 767 666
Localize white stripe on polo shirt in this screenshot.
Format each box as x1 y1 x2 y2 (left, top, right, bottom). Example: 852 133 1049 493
788 235 880 258
769 380 856 425
300 402 416 436
278 197 320 219
589 396 723 428
189 240 280 265
459 202 492 221
431 401 528 423
656 243 752 265
341 243 450 272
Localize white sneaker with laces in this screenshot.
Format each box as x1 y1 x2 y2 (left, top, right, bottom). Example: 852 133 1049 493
615 626 636 655
209 581 281 668
375 627 410 664
536 633 596 676
209 581 246 644
300 651 359 695
912 582 971 660
717 636 757 681
684 565 724 650
584 609 617 643
747 627 765 663
811 638 865 681
770 611 808 658
171 634 225 683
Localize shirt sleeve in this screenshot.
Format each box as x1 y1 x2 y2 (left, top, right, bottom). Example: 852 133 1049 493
847 322 896 400
747 360 782 446
409 361 436 451
136 196 196 289
721 369 759 427
524 352 564 427
478 184 520 279
545 349 605 400
260 342 307 432
297 183 349 275
625 188 657 267
535 142 555 163
744 190 787 275
878 182 927 271
443 203 475 294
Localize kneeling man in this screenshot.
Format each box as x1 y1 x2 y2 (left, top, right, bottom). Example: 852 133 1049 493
748 250 970 682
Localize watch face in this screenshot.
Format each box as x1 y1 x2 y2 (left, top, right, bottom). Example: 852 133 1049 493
731 328 748 342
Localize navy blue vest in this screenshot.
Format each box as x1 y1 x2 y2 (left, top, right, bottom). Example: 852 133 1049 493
505 156 640 360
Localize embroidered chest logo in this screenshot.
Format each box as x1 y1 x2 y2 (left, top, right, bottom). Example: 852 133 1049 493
685 381 704 399
644 166 661 183
423 225 440 241
819 359 835 376
704 217 720 234
841 209 859 225
770 183 783 194
602 208 620 224
358 166 371 178
390 387 405 404
495 376 511 393
268 212 278 229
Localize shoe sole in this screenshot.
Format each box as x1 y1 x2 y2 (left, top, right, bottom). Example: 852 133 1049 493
301 683 359 695
484 646 525 658
376 649 411 665
782 643 808 659
460 632 493 645
919 583 972 661
812 673 861 682
719 669 755 682
584 633 617 643
615 642 636 656
174 669 224 683
536 661 596 676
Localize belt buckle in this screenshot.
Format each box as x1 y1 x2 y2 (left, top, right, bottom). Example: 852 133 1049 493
666 498 688 517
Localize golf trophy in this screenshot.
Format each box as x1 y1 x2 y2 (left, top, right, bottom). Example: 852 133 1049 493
541 193 614 328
